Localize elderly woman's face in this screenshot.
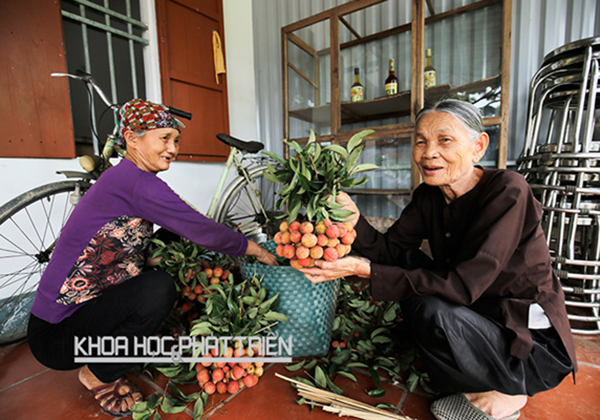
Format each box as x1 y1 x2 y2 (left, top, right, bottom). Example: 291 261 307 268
413 111 487 192
126 128 180 173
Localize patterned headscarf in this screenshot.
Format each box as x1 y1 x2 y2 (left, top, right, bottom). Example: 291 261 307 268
117 98 181 145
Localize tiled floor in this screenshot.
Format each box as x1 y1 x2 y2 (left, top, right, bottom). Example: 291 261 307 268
1 335 599 420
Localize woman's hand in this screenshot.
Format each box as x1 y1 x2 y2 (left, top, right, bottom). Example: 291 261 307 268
335 192 360 228
246 240 278 266
300 256 370 284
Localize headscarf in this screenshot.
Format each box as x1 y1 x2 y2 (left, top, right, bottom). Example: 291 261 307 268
117 98 182 145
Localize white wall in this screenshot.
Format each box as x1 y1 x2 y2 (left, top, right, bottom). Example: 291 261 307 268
0 0 257 215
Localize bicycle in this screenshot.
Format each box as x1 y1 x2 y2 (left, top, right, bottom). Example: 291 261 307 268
0 71 281 345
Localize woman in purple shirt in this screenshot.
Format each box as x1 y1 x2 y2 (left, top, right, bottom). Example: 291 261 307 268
27 99 276 417
301 100 575 420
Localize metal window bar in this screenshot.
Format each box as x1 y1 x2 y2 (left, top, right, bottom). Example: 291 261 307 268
61 0 148 154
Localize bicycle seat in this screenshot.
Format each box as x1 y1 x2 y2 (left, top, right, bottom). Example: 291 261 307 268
216 133 264 153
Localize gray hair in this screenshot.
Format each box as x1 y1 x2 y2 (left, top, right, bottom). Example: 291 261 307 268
415 99 484 141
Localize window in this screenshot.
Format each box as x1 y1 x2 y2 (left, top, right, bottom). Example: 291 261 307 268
60 0 148 156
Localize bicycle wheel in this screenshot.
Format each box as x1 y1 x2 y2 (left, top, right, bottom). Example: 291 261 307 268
214 165 283 244
0 180 91 345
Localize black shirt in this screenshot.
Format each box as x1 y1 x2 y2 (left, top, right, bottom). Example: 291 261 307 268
354 168 576 368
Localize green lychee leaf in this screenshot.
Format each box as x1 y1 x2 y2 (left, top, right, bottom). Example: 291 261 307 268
346 145 363 174
284 139 303 154
323 144 348 159
349 163 379 175
314 365 327 388
261 150 287 166
347 129 374 153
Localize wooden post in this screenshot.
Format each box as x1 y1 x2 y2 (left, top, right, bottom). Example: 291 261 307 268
331 14 341 139
282 28 289 159
498 0 512 169
410 0 425 190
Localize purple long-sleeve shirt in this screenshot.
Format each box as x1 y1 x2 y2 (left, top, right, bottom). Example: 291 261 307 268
31 159 248 323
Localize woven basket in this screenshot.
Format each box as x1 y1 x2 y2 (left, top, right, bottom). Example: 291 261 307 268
240 241 339 358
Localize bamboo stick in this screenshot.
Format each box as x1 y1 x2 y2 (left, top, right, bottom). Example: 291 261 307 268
276 373 417 420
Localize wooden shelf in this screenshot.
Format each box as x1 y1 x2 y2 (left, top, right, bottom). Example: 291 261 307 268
288 75 500 126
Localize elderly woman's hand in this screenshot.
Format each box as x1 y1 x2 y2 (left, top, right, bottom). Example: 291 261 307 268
245 240 278 266
335 192 360 228
300 256 370 284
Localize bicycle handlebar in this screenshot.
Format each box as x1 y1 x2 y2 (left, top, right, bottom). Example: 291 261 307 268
168 106 192 120
51 72 115 110
51 72 193 120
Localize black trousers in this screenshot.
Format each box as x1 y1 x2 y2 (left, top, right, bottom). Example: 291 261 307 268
27 270 176 383
400 294 573 397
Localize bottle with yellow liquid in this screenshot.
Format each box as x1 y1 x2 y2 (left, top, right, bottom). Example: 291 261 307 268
351 67 364 102
424 48 436 88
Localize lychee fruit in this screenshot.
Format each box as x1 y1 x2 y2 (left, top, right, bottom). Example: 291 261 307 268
279 221 289 232
323 218 333 228
216 381 227 394
315 222 326 235
341 232 355 245
231 365 246 380
276 244 285 257
335 243 348 258
212 368 224 383
290 259 303 270
336 223 348 238
213 266 223 278
301 233 318 248
204 268 213 278
343 221 354 233
323 247 339 262
289 221 301 232
203 381 216 395
295 246 310 260
281 231 291 244
227 380 240 394
196 369 210 385
326 238 340 248
290 230 302 244
283 245 296 259
274 232 283 244
298 257 311 267
326 224 340 239
310 246 324 260
300 221 314 234
243 375 259 388
317 234 329 247
210 277 220 285
181 302 194 313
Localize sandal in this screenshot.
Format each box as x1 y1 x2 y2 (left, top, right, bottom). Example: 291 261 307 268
87 377 143 417
431 393 520 420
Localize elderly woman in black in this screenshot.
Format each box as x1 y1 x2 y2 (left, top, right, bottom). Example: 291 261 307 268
301 99 576 420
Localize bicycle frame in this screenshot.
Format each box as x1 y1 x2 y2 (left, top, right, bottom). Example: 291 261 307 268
206 147 271 227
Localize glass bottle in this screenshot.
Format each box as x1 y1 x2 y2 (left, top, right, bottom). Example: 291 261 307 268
385 58 398 95
351 67 364 102
424 48 436 88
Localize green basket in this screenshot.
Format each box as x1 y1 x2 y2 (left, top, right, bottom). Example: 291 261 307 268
240 241 339 358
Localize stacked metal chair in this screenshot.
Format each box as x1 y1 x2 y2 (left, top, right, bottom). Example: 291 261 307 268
517 36 600 334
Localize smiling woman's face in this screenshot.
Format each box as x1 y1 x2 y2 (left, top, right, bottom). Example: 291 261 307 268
125 128 180 173
413 111 488 200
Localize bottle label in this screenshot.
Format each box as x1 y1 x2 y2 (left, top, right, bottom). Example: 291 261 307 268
351 86 364 102
385 82 398 95
424 71 436 88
